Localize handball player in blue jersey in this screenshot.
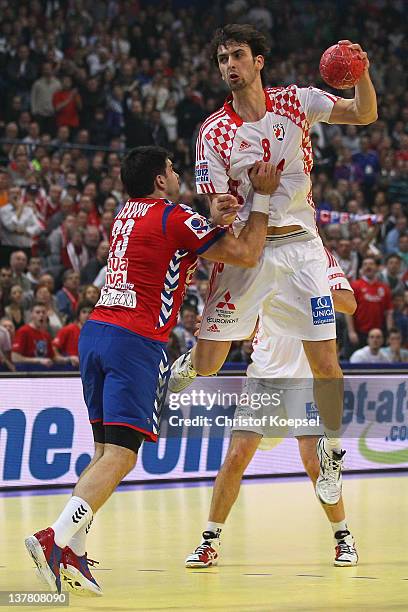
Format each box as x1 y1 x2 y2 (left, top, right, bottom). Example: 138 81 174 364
24 146 281 596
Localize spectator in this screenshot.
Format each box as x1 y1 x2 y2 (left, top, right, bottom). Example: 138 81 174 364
0 188 41 264
380 328 408 363
80 241 109 285
229 339 254 364
0 170 10 208
30 62 61 134
333 239 359 282
9 250 31 294
379 254 405 296
172 304 198 353
26 256 43 290
4 285 25 331
80 284 100 306
398 234 408 271
385 216 407 254
0 319 15 371
124 99 154 148
62 229 89 273
347 256 393 351
34 284 64 337
349 329 392 364
11 302 54 367
56 270 80 321
52 75 82 130
53 300 93 367
393 292 408 347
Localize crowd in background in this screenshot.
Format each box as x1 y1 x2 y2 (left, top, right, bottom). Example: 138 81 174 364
0 0 406 371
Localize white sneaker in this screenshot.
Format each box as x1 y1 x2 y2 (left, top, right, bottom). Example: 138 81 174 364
315 436 345 505
185 531 221 568
334 531 358 566
168 350 197 393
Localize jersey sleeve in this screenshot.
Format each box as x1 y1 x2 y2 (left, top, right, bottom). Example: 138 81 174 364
195 125 229 195
384 285 393 311
53 326 67 351
167 206 226 254
326 250 353 292
297 86 340 125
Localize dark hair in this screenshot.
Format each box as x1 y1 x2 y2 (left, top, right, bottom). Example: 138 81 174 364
120 146 169 197
32 301 47 310
386 253 401 263
76 300 94 318
210 24 270 67
388 327 401 337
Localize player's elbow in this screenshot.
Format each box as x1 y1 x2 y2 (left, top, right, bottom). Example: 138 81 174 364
240 252 259 268
357 111 377 125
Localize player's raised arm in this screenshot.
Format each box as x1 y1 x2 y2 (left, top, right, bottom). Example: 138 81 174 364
328 41 377 125
200 161 281 267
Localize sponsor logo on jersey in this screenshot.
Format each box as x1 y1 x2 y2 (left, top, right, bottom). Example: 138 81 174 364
216 291 235 310
207 323 220 333
96 287 137 309
238 140 251 151
207 317 238 325
195 161 210 184
273 123 285 141
310 295 335 325
184 214 214 239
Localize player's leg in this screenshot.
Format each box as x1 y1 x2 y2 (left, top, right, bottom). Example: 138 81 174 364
302 339 346 505
25 325 108 594
186 431 261 568
297 436 358 566
260 237 345 505
169 260 263 392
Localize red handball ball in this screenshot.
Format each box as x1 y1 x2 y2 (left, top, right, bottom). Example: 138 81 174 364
319 43 365 89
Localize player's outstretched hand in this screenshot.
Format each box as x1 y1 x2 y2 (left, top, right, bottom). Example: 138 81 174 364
249 161 282 195
211 193 240 226
338 40 370 71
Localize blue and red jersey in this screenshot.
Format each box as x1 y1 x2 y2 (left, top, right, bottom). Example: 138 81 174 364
90 198 225 341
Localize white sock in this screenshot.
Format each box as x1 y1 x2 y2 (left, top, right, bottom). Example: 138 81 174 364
324 436 342 454
52 496 93 549
206 521 223 538
331 520 348 536
67 515 94 556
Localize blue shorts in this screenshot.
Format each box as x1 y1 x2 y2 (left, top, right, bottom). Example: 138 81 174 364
78 321 169 442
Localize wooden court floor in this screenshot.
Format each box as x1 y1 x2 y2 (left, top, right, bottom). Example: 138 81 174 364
1 474 407 611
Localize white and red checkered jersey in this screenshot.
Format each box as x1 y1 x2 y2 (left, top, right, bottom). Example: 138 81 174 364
90 198 225 342
248 249 352 378
196 85 339 238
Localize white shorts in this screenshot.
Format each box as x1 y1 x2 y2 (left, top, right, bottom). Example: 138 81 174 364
199 236 336 342
231 378 324 439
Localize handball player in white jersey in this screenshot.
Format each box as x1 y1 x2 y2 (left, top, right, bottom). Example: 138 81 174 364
185 251 359 568
170 24 377 504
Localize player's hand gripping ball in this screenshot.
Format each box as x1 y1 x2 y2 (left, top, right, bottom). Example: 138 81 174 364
319 42 366 89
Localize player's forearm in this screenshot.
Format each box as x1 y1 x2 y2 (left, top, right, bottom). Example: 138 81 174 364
353 72 377 124
345 314 356 333
11 352 43 364
235 210 269 266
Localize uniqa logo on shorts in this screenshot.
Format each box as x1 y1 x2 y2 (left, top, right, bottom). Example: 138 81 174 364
310 295 335 325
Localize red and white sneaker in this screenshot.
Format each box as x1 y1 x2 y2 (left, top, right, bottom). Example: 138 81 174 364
60 546 103 597
185 531 220 568
334 530 358 566
25 527 63 593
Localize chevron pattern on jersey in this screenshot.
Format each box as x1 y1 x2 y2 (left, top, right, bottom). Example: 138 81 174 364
157 249 189 328
152 348 170 435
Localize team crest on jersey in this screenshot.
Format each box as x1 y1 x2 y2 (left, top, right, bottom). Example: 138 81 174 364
184 214 213 239
273 123 285 141
195 161 209 184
